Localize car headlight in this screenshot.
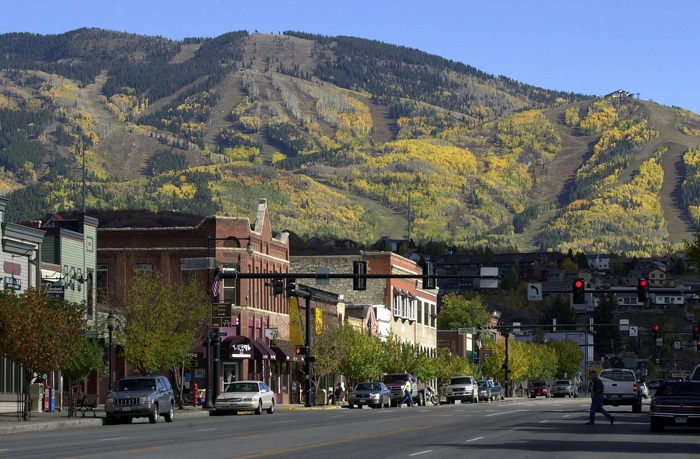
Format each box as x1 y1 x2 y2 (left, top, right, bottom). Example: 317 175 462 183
140 396 151 404
243 396 259 402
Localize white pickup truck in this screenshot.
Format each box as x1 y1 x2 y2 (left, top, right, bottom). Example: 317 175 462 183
598 368 642 413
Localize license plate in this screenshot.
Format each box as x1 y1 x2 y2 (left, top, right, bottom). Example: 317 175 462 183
675 416 688 424
608 395 619 399
359 399 366 402
120 406 132 412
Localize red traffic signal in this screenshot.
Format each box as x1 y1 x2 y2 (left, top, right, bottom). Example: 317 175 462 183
693 325 699 340
295 345 307 356
637 278 649 302
653 325 660 338
572 279 585 304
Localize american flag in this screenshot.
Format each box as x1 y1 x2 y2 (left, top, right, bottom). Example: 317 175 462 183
476 337 482 350
211 272 222 298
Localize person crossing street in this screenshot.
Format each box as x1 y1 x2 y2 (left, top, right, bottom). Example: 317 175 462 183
586 370 614 425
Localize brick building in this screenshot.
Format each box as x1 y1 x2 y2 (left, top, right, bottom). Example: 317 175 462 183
96 199 298 404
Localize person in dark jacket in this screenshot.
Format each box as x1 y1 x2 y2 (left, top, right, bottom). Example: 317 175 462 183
586 370 614 425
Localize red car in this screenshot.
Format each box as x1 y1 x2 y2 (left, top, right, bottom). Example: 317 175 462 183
530 381 551 398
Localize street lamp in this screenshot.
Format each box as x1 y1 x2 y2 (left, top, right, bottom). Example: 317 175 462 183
107 311 115 392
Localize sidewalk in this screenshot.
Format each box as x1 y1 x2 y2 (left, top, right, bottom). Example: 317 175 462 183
0 403 340 435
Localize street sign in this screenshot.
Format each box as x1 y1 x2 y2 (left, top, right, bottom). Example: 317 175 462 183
212 317 233 328
316 267 330 285
482 349 493 357
620 319 629 332
212 303 232 318
527 284 542 301
629 326 638 337
210 331 228 337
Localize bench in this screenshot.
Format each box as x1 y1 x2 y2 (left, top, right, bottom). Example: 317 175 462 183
77 394 98 417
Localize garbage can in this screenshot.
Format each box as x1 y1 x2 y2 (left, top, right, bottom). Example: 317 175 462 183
315 389 327 406
49 387 55 412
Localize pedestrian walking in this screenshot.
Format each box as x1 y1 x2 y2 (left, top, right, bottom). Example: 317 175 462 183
586 370 614 425
400 377 414 407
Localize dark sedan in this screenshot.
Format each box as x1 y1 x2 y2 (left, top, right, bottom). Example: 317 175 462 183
649 381 700 432
347 382 391 409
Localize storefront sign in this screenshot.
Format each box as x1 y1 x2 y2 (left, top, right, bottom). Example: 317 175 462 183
4 277 21 290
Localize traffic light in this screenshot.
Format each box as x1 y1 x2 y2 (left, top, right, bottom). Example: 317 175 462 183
693 325 699 340
572 278 585 304
697 341 700 352
353 261 367 291
637 278 649 302
423 261 436 289
653 325 659 338
286 278 296 296
295 345 307 356
272 279 284 295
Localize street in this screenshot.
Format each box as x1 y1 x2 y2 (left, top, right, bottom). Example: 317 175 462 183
0 398 697 458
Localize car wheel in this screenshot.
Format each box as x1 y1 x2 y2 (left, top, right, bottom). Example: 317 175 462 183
267 400 275 414
231 410 238 415
165 402 175 422
105 415 116 425
255 400 263 415
149 404 159 424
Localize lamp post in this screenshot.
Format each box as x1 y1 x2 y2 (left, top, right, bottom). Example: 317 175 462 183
107 311 115 392
205 234 255 409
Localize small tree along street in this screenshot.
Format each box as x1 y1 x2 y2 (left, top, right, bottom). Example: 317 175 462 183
117 270 209 408
0 289 86 420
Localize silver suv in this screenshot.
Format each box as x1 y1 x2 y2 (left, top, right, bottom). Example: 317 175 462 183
444 375 478 404
105 375 175 424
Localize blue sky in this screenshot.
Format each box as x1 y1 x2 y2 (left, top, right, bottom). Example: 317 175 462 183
2 1 699 113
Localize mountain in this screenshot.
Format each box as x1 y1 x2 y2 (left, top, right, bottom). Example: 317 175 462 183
1 28 699 257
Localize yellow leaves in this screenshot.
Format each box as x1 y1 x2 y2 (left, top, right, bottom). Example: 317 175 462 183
580 99 618 133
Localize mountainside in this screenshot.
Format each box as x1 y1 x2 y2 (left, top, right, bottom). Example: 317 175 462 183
1 28 700 256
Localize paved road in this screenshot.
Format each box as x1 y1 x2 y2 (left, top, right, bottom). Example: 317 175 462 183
0 398 697 458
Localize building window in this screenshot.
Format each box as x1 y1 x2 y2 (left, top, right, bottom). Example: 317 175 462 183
135 263 153 272
393 293 401 317
417 302 423 324
424 303 429 325
222 278 237 304
430 304 436 327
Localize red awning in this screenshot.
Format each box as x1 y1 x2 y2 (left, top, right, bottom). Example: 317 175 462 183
271 339 302 362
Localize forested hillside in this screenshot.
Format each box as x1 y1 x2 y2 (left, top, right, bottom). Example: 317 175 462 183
1 28 699 256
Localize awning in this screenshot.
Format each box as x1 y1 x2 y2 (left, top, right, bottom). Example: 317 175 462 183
221 336 273 360
271 339 302 362
255 339 277 361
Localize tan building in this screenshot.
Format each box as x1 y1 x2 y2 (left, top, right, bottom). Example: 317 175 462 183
290 251 438 351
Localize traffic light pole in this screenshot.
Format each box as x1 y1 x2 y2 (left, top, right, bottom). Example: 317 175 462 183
304 292 312 407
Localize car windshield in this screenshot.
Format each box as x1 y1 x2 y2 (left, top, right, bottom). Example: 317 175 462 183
226 382 259 393
356 383 380 391
555 380 570 385
478 382 487 388
533 382 547 387
116 379 156 391
383 375 408 384
656 383 700 396
450 377 472 385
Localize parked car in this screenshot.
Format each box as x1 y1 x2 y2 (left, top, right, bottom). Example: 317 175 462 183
214 380 275 415
529 381 551 398
551 379 577 398
650 381 700 432
347 382 391 409
104 375 175 424
477 379 504 401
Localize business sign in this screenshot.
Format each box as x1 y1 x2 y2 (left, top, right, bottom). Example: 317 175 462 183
212 303 232 318
47 285 65 300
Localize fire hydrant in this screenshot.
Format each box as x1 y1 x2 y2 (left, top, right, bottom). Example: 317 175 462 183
193 383 199 407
